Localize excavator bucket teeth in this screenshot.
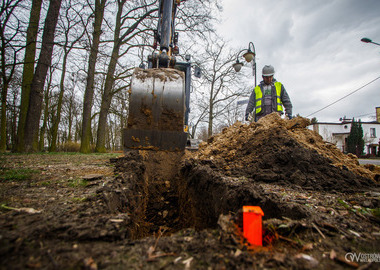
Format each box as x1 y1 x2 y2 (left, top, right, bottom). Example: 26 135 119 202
123 68 187 152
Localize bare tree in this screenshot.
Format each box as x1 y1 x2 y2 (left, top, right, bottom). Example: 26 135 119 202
0 0 24 152
24 0 62 152
63 72 80 143
15 0 43 152
175 0 220 39
7 71 21 149
191 36 249 137
49 0 87 151
95 0 221 152
95 0 157 152
0 0 224 152
80 0 106 153
38 64 56 151
109 89 128 150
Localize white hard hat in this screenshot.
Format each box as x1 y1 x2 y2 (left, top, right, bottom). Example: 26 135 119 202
262 65 275 76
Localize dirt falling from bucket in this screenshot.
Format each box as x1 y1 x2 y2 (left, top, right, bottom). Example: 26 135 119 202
105 150 192 239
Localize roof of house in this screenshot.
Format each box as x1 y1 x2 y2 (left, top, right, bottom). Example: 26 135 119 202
310 121 380 125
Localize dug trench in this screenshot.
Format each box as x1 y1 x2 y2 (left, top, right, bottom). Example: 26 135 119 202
103 150 310 240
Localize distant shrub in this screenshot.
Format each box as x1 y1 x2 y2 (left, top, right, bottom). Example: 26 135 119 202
59 141 81 152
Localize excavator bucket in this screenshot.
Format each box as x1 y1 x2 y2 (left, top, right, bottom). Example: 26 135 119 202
123 67 187 151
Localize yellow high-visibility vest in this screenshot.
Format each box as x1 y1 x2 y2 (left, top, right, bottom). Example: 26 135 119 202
254 82 283 114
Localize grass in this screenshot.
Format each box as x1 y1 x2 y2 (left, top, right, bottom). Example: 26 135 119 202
67 178 88 188
0 168 39 181
40 181 51 186
37 152 119 156
71 197 87 203
337 199 351 210
0 152 118 183
371 208 380 217
0 152 120 157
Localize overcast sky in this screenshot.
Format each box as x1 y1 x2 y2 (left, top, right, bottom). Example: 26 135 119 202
216 0 380 123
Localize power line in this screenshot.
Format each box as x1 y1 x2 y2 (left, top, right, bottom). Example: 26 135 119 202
306 75 380 118
353 112 375 118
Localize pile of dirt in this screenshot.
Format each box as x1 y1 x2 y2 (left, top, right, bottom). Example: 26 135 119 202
191 113 378 192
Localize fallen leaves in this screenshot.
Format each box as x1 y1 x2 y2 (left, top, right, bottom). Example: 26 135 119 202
294 253 319 268
83 257 97 270
0 203 42 214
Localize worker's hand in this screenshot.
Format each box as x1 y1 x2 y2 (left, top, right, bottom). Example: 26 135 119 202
245 115 249 121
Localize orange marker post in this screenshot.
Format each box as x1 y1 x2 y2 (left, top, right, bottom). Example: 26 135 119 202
243 206 264 246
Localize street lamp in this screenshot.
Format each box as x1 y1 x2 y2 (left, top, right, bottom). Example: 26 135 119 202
232 42 257 86
361 37 380 46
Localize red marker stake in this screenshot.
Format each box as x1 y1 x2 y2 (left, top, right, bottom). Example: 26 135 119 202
243 206 264 246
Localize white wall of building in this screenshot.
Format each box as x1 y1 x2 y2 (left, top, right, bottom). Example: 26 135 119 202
308 122 380 155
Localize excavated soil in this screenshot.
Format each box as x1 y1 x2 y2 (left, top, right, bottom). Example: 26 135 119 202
134 67 185 83
1 113 380 269
192 113 377 192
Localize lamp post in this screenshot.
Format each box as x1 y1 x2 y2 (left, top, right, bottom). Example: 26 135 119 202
361 37 380 46
232 42 257 86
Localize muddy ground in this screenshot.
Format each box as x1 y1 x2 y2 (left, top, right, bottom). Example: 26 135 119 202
1 114 380 269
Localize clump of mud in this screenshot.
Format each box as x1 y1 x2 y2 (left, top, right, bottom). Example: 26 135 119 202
133 67 184 82
191 113 377 192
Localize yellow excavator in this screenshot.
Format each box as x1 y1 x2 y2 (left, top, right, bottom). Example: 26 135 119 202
123 0 197 152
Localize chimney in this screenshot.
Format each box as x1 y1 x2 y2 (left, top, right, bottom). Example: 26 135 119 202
377 107 380 123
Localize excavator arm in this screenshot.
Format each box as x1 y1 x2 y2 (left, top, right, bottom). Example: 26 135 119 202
123 0 190 151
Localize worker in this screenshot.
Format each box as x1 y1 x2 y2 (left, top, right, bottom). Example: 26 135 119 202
245 65 292 122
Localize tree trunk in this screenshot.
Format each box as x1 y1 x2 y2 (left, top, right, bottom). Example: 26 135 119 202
24 0 62 152
0 81 9 152
38 69 53 151
67 91 74 142
95 0 125 153
50 52 68 152
16 0 42 152
38 90 49 151
80 0 106 153
208 103 213 138
0 0 23 152
208 80 215 137
10 90 18 149
95 47 120 152
119 96 127 149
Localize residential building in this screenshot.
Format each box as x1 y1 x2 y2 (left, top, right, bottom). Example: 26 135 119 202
308 117 380 155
